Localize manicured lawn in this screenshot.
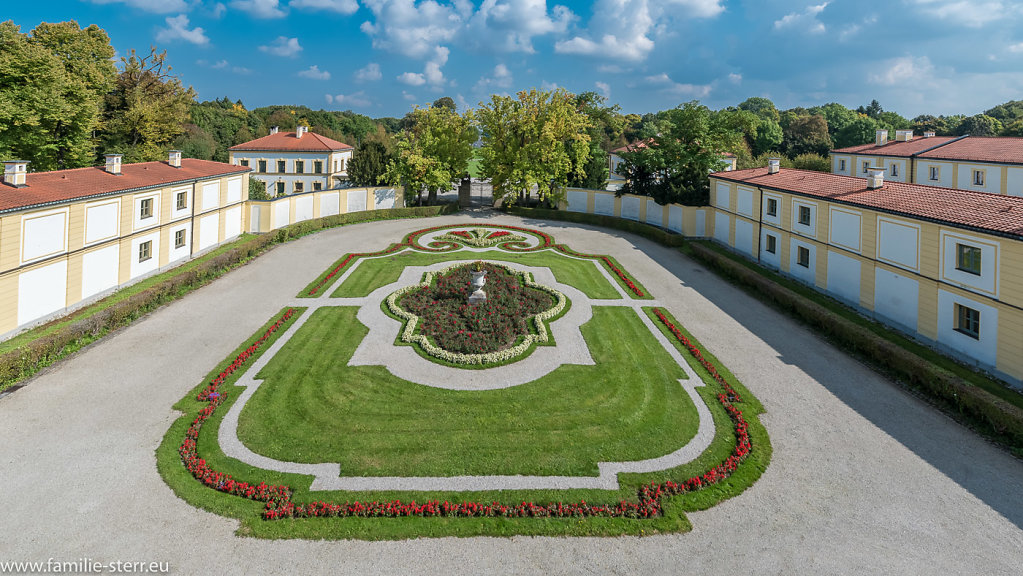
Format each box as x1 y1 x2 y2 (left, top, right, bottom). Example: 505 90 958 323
332 248 623 299
237 305 697 476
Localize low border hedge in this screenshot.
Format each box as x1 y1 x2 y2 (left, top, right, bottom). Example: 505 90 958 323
685 241 1023 453
0 203 458 394
502 206 685 247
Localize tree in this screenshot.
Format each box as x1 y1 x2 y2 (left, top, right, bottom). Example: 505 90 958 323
1001 118 1023 137
738 97 780 123
567 91 624 189
382 105 475 206
783 114 832 156
347 139 393 186
857 99 884 119
791 153 831 172
834 115 879 148
811 102 858 140
955 114 1003 136
477 88 592 206
984 100 1023 124
0 21 116 170
911 114 948 135
248 178 269 200
751 118 783 157
432 96 456 112
617 101 754 205
173 124 216 160
100 47 195 162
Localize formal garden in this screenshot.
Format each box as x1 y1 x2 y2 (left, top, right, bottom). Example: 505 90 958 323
157 224 770 539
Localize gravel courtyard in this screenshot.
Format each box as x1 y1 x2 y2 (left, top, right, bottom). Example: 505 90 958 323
1 212 1021 575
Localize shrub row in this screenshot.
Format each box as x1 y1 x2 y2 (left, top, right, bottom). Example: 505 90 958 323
686 241 1023 451
502 206 685 247
0 203 458 393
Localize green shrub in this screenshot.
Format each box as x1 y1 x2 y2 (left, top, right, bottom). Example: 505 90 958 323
503 206 685 247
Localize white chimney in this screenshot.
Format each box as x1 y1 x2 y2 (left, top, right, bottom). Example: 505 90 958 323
867 167 885 189
104 154 122 175
767 158 781 174
895 130 913 142
875 130 888 146
924 131 936 138
296 125 307 139
168 150 182 168
2 160 28 187
270 126 279 135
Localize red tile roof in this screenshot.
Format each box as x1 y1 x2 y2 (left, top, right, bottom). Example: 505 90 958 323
831 135 960 157
611 139 654 154
712 167 1023 238
229 130 353 152
0 159 249 214
916 136 1023 165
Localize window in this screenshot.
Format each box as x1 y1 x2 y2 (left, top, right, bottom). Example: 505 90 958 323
294 181 304 194
175 191 187 210
956 243 982 275
239 160 249 167
766 198 778 217
138 240 152 262
890 163 899 177
314 160 323 174
797 246 810 268
839 159 846 171
313 181 322 191
277 160 286 173
296 160 304 174
339 158 346 172
258 160 267 173
275 182 284 196
174 229 186 248
862 162 870 174
929 166 939 181
973 170 985 186
333 160 339 172
765 234 777 254
140 198 153 219
955 303 980 339
798 205 812 226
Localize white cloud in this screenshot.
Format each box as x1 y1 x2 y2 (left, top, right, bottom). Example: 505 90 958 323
156 15 210 46
398 72 427 86
231 0 286 18
541 80 559 91
88 0 189 13
290 0 358 14
868 56 935 86
233 65 252 74
259 36 303 57
643 72 711 97
326 91 373 108
1009 42 1023 53
474 63 513 92
360 0 462 58
402 90 418 101
911 0 1005 28
774 2 829 34
211 59 229 69
598 64 625 74
355 62 383 82
465 0 575 53
398 46 449 88
728 73 742 84
555 0 723 62
595 81 610 98
298 65 331 80
210 2 227 17
202 59 250 74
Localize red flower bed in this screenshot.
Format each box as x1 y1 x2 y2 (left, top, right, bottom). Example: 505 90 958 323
554 245 645 297
307 243 408 296
652 308 742 402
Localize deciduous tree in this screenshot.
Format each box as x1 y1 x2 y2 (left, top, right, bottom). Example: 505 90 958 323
382 105 475 205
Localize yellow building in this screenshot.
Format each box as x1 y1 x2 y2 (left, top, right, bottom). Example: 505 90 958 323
832 131 1023 196
228 126 353 196
708 161 1023 385
0 152 250 337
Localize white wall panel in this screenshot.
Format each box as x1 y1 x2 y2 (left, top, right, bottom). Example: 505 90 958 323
713 211 730 245
198 213 219 251
715 182 730 210
1007 167 1023 197
295 196 314 222
829 208 862 252
226 178 242 203
274 202 290 229
826 251 861 304
224 206 242 239
85 202 119 245
593 193 614 216
133 193 160 231
347 190 367 212
320 192 340 216
877 218 919 271
668 205 683 233
937 290 998 367
760 230 781 269
373 188 397 209
18 260 67 325
170 187 190 219
736 187 754 217
734 219 754 255
620 196 640 221
130 232 160 279
566 190 588 213
644 199 661 226
940 231 998 296
168 224 189 263
874 268 919 331
81 244 119 299
201 182 220 210
22 211 67 262
788 238 816 285
694 209 706 237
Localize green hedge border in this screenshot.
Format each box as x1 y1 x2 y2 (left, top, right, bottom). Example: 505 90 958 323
502 206 685 247
0 203 458 394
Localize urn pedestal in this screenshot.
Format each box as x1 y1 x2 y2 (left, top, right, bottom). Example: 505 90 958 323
468 270 487 305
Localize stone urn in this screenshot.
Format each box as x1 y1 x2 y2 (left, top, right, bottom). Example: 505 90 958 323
468 268 487 305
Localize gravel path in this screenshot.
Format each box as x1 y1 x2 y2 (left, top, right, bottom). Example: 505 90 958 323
1 212 1021 575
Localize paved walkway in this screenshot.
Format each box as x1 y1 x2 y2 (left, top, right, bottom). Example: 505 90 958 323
1 213 1022 575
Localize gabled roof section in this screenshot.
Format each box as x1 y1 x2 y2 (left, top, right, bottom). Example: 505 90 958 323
0 159 249 214
611 138 655 154
916 136 1023 165
229 130 353 152
712 167 1023 238
831 135 960 158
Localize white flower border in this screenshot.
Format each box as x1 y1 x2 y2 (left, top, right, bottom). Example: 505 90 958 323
386 262 567 365
434 229 528 248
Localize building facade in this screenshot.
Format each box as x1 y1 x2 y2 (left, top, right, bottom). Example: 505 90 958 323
229 126 354 196
0 153 250 337
707 163 1023 384
832 131 1023 196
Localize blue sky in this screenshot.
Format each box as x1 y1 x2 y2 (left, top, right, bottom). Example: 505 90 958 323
8 0 1023 119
